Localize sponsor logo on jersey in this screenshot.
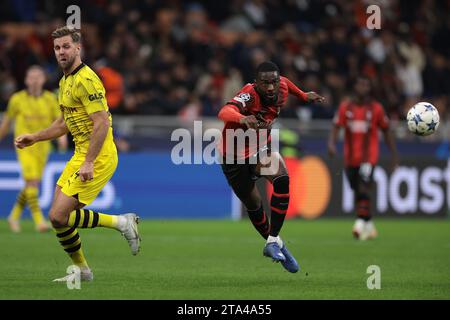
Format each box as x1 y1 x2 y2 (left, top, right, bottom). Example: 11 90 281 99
233 93 251 107
60 104 78 114
88 93 104 101
349 120 369 133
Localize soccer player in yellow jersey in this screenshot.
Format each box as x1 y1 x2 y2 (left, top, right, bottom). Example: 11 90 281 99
0 65 67 233
15 26 141 282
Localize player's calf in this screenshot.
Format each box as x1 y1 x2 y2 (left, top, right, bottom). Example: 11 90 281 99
269 174 290 237
356 197 371 221
56 208 141 255
353 191 378 240
247 205 270 239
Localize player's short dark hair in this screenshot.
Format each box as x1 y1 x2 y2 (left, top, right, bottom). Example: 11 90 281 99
348 75 369 88
256 61 280 75
27 65 45 74
51 26 81 43
356 75 370 82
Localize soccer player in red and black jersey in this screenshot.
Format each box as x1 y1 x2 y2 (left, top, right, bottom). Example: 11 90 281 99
328 76 399 240
218 61 325 273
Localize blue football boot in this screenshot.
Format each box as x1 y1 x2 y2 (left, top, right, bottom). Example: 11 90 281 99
280 244 300 273
263 242 286 262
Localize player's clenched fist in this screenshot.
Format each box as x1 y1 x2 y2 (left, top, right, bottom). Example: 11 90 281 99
306 91 325 103
239 115 259 129
79 161 94 182
15 134 37 149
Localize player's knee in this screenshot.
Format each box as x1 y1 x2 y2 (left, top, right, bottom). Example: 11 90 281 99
356 191 370 201
49 210 68 228
356 182 371 198
244 199 262 211
241 193 261 210
234 188 259 209
237 191 259 210
272 174 289 194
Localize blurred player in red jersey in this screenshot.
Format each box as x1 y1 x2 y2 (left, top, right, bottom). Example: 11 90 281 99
218 61 325 273
328 76 399 240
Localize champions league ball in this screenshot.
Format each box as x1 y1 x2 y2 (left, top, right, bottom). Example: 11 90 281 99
406 102 440 136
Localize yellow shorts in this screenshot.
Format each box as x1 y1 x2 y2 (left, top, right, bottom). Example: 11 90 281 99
57 149 118 206
17 145 50 180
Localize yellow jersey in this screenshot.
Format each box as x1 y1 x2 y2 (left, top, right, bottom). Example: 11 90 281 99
7 89 60 149
58 63 115 155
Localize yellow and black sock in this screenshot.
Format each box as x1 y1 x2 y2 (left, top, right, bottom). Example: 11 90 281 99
24 186 45 225
55 226 89 269
68 209 118 229
56 209 121 269
9 189 27 221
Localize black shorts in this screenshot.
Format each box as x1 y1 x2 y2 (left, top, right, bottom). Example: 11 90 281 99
345 164 375 191
221 144 272 196
221 162 260 197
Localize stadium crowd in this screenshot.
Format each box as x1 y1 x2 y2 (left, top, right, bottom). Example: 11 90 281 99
0 0 449 121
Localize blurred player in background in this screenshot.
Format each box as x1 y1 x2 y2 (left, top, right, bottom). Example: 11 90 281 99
218 61 325 273
328 76 399 240
0 65 67 233
15 27 140 282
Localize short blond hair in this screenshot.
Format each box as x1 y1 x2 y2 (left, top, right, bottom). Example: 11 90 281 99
51 26 81 43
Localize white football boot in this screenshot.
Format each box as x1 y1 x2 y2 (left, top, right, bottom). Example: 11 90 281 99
52 267 94 282
365 220 378 240
352 218 367 240
118 213 141 255
352 219 377 240
8 218 21 233
35 221 51 233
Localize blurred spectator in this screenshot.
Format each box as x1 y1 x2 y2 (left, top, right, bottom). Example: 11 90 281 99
95 59 124 113
0 0 448 120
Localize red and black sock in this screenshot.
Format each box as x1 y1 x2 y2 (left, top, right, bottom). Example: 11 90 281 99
356 195 371 221
247 205 270 239
270 175 290 237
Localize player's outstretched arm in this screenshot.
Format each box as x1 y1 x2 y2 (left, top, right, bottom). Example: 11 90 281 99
284 76 325 103
382 127 399 170
57 134 68 153
306 91 326 104
327 124 339 158
78 110 110 182
15 116 68 149
0 114 11 142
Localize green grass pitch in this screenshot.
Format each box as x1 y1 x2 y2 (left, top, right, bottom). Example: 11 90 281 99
1 219 449 299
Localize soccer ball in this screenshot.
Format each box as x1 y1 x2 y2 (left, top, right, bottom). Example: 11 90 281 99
406 102 440 136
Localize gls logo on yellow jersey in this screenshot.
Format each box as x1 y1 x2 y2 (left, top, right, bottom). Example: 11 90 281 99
88 93 104 101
